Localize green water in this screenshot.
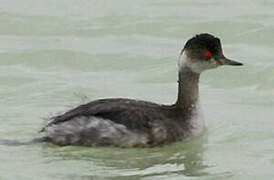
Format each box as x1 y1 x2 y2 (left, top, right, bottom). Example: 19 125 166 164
1 0 274 179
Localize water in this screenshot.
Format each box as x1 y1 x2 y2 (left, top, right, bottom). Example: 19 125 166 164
1 0 274 179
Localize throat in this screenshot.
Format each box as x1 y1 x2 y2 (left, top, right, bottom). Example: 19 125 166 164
176 67 200 119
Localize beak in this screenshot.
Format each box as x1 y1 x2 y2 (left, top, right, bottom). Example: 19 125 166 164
217 56 243 66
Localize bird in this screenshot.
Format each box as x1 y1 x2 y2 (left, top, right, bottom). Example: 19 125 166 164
41 33 243 147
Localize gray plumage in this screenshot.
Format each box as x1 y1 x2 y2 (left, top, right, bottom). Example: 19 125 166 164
41 33 242 147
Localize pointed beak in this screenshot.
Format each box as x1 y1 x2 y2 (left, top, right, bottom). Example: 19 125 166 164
217 56 243 66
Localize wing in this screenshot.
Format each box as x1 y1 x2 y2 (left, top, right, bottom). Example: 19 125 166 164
42 98 164 131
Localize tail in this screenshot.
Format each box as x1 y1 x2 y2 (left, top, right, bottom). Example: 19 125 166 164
0 137 49 146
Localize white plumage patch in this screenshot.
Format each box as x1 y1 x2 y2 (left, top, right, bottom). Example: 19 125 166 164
178 51 218 73
44 116 149 147
188 101 205 136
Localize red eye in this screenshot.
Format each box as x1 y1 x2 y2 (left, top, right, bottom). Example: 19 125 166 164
205 51 212 57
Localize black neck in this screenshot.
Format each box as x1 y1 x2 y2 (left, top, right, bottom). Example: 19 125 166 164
175 67 200 118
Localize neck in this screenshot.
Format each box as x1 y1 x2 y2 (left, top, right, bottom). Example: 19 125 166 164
176 67 200 118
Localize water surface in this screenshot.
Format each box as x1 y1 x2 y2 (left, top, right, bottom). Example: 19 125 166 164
1 0 274 179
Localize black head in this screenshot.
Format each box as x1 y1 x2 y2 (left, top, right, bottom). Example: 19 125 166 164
184 33 222 58
179 33 243 73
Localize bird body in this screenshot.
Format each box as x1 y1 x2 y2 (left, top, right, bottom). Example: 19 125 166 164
44 98 202 147
42 33 242 147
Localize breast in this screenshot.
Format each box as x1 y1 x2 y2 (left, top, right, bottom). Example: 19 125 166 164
187 102 205 136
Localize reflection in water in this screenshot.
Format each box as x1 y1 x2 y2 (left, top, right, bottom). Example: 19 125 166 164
41 132 209 179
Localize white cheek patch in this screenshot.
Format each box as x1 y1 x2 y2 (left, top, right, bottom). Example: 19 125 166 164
178 51 218 73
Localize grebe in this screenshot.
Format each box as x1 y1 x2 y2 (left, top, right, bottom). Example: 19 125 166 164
41 33 243 147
